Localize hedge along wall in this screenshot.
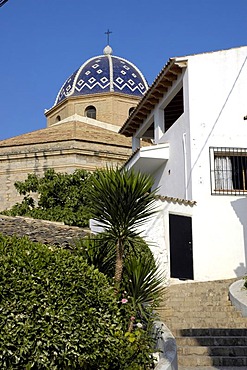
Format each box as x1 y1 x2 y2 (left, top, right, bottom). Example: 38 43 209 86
0 232 128 369
0 215 158 370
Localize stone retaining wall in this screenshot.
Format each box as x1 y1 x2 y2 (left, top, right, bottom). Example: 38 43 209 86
153 321 178 370
0 214 88 248
229 279 247 317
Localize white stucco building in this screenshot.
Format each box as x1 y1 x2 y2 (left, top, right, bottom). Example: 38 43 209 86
120 46 247 281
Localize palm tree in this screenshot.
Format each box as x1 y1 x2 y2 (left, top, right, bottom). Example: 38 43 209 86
89 167 157 285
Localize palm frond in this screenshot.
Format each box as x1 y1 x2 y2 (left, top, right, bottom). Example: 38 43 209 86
89 167 157 237
124 256 166 308
73 234 116 277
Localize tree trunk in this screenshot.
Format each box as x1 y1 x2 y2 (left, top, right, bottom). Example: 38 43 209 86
114 239 123 284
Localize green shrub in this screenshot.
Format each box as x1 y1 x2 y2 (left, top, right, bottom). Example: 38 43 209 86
3 169 94 227
0 234 155 369
74 234 164 328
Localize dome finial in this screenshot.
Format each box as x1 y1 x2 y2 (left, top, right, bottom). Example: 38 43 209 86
104 45 113 55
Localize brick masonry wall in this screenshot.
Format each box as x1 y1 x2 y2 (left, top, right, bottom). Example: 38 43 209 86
0 214 89 248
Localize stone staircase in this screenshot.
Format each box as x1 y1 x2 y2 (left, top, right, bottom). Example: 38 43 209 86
159 279 247 368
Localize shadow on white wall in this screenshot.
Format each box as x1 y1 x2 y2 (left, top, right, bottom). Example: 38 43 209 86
231 197 247 276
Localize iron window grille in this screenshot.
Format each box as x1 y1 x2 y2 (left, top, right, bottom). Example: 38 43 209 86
210 147 247 195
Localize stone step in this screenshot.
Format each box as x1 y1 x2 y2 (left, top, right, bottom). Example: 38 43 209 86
164 294 231 301
166 299 231 305
178 345 247 356
179 367 247 370
166 288 230 293
168 279 236 288
163 310 242 319
168 325 247 333
179 355 247 367
163 303 235 311
160 301 233 310
176 336 247 347
177 328 247 337
165 288 230 294
168 324 247 331
161 316 247 329
165 290 234 300
164 315 247 323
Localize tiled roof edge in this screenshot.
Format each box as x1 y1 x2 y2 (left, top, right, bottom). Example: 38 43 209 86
155 195 196 206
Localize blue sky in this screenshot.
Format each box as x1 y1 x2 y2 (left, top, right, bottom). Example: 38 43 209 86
0 0 246 140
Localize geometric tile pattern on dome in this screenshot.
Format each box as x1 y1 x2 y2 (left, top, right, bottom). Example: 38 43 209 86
56 68 79 104
74 56 110 96
55 54 148 105
112 57 147 96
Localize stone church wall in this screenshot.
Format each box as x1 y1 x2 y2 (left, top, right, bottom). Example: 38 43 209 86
0 140 131 211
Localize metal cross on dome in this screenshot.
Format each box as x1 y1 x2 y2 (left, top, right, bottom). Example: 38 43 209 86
105 29 112 45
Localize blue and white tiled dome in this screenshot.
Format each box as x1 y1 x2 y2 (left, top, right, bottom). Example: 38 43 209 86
54 45 149 105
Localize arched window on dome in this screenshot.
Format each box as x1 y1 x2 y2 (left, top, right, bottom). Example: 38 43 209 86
55 115 61 122
129 107 135 116
85 106 96 120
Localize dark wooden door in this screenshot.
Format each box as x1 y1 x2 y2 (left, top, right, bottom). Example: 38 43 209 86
169 214 194 280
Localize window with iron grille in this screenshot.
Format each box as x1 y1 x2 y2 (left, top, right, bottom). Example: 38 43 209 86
210 147 247 195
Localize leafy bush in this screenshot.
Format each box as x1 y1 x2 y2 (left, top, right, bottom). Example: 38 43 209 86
74 234 164 328
1 167 163 368
0 234 156 369
3 169 94 227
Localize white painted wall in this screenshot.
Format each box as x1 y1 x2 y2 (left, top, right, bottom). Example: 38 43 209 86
131 46 247 281
185 46 247 280
187 47 247 195
192 196 247 280
151 70 192 200
139 199 195 282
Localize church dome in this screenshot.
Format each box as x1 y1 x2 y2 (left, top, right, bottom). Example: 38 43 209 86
54 46 148 106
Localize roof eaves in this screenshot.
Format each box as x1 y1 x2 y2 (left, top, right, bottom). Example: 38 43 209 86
156 195 196 206
119 58 187 136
